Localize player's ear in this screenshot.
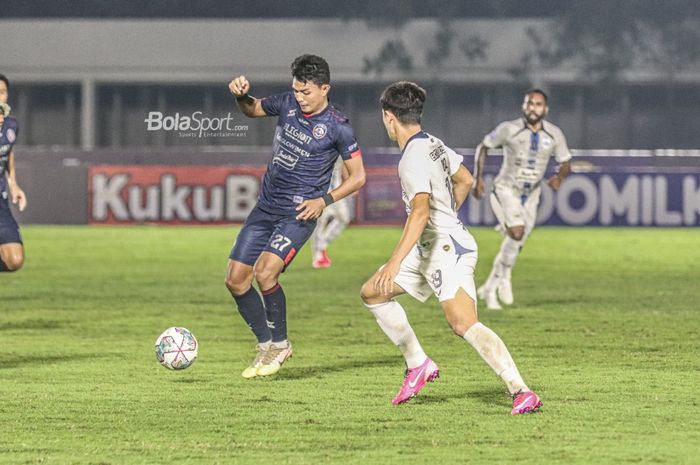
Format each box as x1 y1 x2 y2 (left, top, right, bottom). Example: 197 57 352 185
321 84 331 96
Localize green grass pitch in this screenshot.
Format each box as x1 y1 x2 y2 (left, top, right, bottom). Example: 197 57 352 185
1 226 698 464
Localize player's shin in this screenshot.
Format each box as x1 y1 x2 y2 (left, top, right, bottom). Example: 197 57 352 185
500 236 522 269
463 322 528 395
233 287 272 343
262 282 287 343
364 300 427 368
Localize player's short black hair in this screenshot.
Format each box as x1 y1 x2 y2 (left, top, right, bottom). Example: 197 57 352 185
0 74 9 91
291 55 331 86
380 81 426 125
525 88 548 103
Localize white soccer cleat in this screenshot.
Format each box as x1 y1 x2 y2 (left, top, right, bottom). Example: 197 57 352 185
484 289 502 310
497 278 514 305
256 340 293 376
241 342 270 379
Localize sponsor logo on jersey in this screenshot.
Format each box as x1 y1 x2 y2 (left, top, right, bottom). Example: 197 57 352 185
312 123 328 140
429 145 446 161
283 122 313 144
287 109 297 117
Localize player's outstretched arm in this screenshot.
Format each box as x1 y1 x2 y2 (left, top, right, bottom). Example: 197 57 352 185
7 150 26 211
547 160 571 191
473 143 489 199
228 75 267 118
371 193 430 296
451 164 474 210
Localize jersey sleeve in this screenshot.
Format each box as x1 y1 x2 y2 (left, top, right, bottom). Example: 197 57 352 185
482 121 510 149
260 92 292 117
334 122 362 160
553 130 572 163
6 117 19 147
399 147 431 202
446 147 463 175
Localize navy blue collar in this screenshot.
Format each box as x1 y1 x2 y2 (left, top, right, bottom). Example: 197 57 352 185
401 130 429 155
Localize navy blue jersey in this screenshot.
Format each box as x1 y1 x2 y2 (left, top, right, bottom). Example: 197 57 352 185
0 116 19 192
258 92 361 214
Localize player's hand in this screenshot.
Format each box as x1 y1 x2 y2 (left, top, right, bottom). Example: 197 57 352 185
372 261 400 297
228 75 251 97
547 175 562 191
474 177 486 199
295 197 325 221
10 185 27 211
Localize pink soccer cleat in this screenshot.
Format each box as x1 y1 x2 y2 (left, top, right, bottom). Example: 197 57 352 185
511 390 542 415
312 249 332 269
392 357 440 405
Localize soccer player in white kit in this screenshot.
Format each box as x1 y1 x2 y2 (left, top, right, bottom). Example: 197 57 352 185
360 81 541 414
474 89 571 310
311 157 353 268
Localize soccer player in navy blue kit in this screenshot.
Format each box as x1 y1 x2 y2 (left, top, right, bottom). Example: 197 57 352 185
226 55 366 378
0 74 27 273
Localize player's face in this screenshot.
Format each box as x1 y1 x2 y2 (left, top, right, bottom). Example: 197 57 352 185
522 92 548 125
381 110 397 141
0 81 7 104
292 78 330 115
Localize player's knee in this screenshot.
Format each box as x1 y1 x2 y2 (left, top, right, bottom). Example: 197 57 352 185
4 252 24 271
254 266 279 290
225 270 251 296
450 318 478 338
360 280 378 305
508 228 524 241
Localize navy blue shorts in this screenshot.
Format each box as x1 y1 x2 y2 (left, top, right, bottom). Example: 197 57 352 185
0 194 22 245
229 205 316 268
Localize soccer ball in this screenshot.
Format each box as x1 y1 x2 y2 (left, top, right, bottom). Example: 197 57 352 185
155 327 198 370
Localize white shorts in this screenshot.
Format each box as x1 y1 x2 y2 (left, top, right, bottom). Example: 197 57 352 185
394 231 478 304
489 185 540 235
323 196 353 224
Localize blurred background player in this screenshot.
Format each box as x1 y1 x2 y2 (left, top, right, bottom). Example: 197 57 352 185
310 157 353 268
226 55 365 378
473 89 571 310
361 81 541 414
0 74 27 273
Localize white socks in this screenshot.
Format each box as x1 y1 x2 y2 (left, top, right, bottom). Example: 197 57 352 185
500 236 522 268
463 322 528 395
365 300 427 368
484 236 521 289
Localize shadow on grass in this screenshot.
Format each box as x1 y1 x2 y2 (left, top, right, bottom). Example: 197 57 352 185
0 353 103 369
410 388 507 407
0 319 64 331
271 356 400 380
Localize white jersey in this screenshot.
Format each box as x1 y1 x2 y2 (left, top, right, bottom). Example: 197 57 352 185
398 131 467 243
482 118 571 196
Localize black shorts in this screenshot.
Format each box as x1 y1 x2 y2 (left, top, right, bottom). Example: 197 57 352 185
229 205 316 269
0 193 22 245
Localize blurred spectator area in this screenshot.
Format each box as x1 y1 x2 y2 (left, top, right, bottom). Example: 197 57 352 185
3 19 700 150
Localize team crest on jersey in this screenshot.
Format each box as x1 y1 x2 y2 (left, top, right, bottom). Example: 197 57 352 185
542 137 551 148
312 123 327 140
6 128 15 143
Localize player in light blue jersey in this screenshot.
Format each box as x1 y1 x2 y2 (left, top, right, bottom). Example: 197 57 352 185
0 74 27 273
